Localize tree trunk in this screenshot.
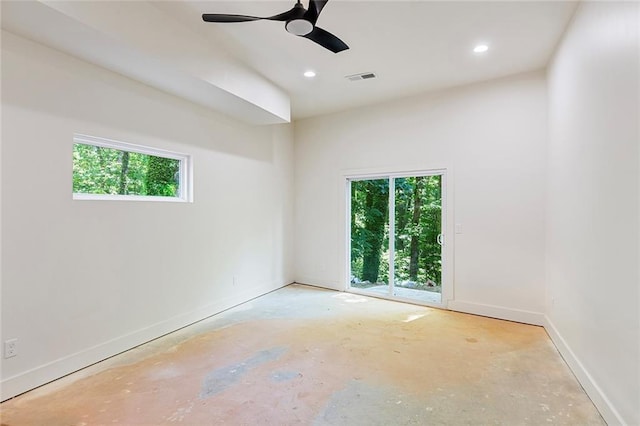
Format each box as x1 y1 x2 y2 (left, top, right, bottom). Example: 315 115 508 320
409 176 424 281
361 181 388 283
95 146 109 193
395 193 410 251
119 151 130 195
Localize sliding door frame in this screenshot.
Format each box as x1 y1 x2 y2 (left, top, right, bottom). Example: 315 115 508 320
343 167 453 308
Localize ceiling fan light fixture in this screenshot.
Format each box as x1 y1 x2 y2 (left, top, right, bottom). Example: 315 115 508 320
202 0 349 53
286 19 313 36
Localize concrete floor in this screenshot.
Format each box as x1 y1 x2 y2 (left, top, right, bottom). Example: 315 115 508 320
0 284 604 425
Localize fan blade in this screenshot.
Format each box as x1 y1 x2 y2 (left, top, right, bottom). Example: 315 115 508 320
265 7 301 22
303 26 349 53
203 6 299 23
304 0 328 24
202 14 263 23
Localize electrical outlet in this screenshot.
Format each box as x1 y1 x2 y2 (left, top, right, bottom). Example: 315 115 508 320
233 276 238 286
4 338 18 358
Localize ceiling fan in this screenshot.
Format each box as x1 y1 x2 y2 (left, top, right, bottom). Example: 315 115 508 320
202 0 349 54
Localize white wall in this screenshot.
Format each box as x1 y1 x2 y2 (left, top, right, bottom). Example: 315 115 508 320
546 2 639 425
4 4 637 422
0 31 294 400
294 71 548 324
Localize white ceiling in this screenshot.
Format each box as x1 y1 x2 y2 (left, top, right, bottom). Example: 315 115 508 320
157 0 578 119
2 1 578 122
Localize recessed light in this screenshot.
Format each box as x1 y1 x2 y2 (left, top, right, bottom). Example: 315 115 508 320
303 70 316 78
473 44 489 53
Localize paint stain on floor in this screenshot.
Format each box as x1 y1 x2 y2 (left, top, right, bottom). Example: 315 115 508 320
0 284 605 425
200 346 287 398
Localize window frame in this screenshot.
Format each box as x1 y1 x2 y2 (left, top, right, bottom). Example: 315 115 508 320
72 134 193 202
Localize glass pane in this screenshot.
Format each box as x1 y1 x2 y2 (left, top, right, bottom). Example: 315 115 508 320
393 175 442 304
73 143 180 197
350 179 390 295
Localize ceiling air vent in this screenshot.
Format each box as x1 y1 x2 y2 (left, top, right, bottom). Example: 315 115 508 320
346 72 377 82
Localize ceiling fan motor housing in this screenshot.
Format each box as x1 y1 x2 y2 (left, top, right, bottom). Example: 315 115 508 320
285 2 313 36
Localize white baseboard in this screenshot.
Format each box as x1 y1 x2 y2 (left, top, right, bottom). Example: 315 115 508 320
0 281 288 402
294 277 343 291
447 300 545 325
543 316 625 426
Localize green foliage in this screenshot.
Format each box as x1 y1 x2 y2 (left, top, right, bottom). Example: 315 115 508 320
350 175 442 289
394 176 442 287
73 144 180 197
145 156 180 197
351 179 389 284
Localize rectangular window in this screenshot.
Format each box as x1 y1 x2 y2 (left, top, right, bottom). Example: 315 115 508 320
72 134 192 202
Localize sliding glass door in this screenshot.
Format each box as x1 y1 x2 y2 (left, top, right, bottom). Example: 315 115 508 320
350 178 390 296
349 172 444 305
